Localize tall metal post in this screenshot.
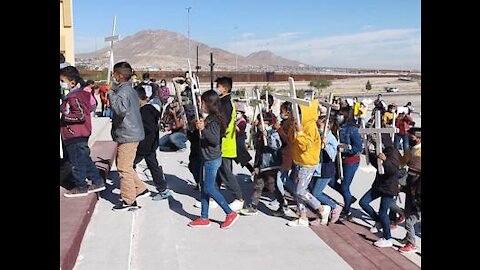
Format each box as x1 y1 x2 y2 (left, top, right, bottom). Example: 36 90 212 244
209 52 215 90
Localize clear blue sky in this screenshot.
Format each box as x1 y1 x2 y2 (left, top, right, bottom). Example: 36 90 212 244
73 0 421 69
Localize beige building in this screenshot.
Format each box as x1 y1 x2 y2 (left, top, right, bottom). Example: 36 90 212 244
60 0 74 65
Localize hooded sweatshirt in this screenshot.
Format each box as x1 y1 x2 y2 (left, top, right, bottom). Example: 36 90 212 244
290 99 321 167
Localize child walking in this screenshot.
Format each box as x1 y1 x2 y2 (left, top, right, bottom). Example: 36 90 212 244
60 66 105 197
287 99 330 227
240 112 285 216
188 90 239 229
133 87 172 201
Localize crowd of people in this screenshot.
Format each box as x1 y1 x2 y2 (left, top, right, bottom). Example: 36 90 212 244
60 59 421 253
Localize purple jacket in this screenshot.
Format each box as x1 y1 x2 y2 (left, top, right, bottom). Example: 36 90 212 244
60 87 93 143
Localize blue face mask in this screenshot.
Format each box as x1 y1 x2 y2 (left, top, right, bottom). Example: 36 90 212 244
336 115 345 124
265 126 272 131
213 88 221 95
60 82 69 90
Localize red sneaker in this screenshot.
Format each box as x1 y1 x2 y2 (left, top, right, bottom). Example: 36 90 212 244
397 216 406 224
220 211 239 229
188 218 211 228
399 242 418 253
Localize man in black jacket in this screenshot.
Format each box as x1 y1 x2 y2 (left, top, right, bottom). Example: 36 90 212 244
359 133 400 248
134 87 172 201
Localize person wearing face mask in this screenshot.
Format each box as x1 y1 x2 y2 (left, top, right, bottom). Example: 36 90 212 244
359 133 401 248
394 112 414 152
331 106 363 221
308 115 343 225
233 106 254 175
274 101 295 213
158 79 170 105
108 62 147 211
398 127 421 253
240 112 285 216
214 77 245 212
60 66 106 198
287 99 330 227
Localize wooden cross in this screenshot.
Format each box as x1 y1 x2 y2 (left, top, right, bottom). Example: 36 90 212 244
253 88 268 145
273 77 311 130
319 92 339 140
187 59 200 121
105 16 119 85
317 92 345 179
358 110 397 174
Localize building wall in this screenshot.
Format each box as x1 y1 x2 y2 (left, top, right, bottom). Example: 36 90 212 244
60 0 74 65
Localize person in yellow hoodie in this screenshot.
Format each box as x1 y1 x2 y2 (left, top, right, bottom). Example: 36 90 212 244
287 99 331 227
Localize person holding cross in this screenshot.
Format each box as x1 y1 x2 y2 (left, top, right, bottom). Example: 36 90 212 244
214 77 245 211
334 106 363 221
398 127 421 253
359 133 401 248
287 99 331 227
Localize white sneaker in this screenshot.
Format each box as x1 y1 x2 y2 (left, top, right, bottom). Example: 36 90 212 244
228 199 244 212
269 199 280 207
193 199 218 208
374 238 393 248
370 221 382 233
319 205 332 225
287 218 309 227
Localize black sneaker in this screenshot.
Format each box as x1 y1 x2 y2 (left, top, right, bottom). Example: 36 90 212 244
112 200 140 211
136 189 151 199
351 196 358 205
339 211 353 221
64 187 89 198
239 204 258 216
88 183 106 193
272 208 286 217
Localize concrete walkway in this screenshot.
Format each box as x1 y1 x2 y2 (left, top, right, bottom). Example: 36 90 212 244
72 97 421 270
73 148 420 270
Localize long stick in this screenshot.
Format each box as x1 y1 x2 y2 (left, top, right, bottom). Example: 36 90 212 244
288 77 301 130
337 129 344 180
375 110 385 174
187 59 200 121
256 88 268 146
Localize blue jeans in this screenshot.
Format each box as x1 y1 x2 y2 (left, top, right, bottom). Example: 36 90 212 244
64 140 104 191
359 189 394 240
200 157 232 219
311 177 337 209
276 169 290 197
329 162 359 213
159 132 187 151
394 134 409 151
103 107 112 118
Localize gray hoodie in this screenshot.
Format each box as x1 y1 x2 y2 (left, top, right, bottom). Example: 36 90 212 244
108 82 145 143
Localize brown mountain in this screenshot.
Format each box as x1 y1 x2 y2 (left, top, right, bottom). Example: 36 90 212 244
76 29 308 70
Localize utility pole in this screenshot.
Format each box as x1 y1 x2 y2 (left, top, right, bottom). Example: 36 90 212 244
195 45 200 75
186 7 191 61
209 52 215 90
